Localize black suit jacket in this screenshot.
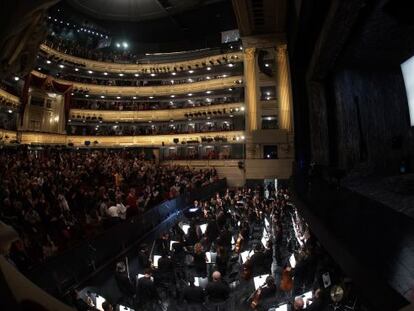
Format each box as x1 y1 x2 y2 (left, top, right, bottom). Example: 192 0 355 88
183 285 205 303
206 281 230 302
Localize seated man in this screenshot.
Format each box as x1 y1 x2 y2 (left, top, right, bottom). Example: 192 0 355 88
293 297 305 310
249 244 267 276
182 279 205 306
136 269 160 310
205 271 230 303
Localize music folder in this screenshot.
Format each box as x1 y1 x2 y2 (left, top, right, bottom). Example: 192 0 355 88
181 224 190 235
170 240 178 251
199 223 207 234
253 274 269 290
289 254 296 268
206 251 217 263
118 305 134 311
94 294 105 311
153 255 161 268
240 250 253 263
194 277 208 288
275 304 288 311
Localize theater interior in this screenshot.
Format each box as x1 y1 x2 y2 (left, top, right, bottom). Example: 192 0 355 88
0 0 413 311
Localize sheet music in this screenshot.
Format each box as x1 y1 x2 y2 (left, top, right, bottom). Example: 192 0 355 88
253 274 269 290
153 255 161 268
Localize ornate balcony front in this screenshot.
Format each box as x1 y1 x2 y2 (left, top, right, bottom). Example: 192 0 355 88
31 70 243 96
40 44 243 74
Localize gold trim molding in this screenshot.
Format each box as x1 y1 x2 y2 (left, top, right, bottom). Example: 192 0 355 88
31 71 243 96
69 102 244 122
20 130 245 147
0 89 20 108
40 44 244 74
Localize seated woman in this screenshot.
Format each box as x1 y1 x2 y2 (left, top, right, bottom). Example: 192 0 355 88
192 242 207 277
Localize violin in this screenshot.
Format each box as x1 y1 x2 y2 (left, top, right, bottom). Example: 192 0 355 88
250 284 266 309
235 233 243 253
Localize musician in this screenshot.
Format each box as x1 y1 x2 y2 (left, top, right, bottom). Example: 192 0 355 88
102 301 114 311
115 262 134 297
136 269 160 310
249 244 268 277
137 244 151 272
292 297 305 310
182 279 205 305
205 271 230 303
251 276 277 311
305 288 326 311
157 250 174 278
193 242 207 277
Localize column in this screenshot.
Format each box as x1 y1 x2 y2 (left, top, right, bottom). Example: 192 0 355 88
276 45 294 133
243 47 260 159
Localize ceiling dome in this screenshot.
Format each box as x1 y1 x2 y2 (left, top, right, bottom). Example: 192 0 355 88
67 0 224 22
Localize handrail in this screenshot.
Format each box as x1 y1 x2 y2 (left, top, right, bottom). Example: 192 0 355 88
0 89 20 107
19 130 245 146
69 102 244 122
31 70 244 96
40 44 243 73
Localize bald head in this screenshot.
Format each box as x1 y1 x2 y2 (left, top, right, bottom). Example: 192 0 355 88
294 297 304 310
212 271 221 281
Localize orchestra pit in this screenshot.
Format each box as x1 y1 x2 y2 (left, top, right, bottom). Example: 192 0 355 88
1 1 414 311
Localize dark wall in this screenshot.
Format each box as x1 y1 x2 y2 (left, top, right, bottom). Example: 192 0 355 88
332 68 414 172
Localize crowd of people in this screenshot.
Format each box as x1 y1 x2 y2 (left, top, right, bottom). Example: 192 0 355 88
67 121 237 136
70 96 241 111
73 186 354 311
0 148 218 271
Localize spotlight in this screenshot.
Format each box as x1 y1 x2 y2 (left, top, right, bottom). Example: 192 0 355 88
133 96 137 99
150 73 156 77
116 43 121 48
171 72 176 76
116 96 121 99
119 73 124 77
85 94 89 98
188 70 194 74
46 60 51 64
122 42 128 48
88 70 93 74
149 96 154 99
59 64 65 68
228 63 234 67
13 76 19 81
134 73 140 77
74 68 79 71
103 72 108 76
100 95 105 99
8 109 13 114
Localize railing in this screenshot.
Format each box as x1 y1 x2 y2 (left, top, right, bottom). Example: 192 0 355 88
0 88 20 108
69 102 244 123
40 44 243 73
31 70 244 97
19 130 245 147
26 179 226 298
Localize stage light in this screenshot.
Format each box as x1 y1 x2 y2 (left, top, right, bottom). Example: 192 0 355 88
149 96 154 99
38 67 42 71
122 42 129 48
265 63 270 67
133 96 137 99
74 68 79 71
103 72 108 76
206 67 211 71
8 109 13 114
188 70 194 74
100 95 105 99
119 73 124 77
46 60 51 64
85 94 89 97
171 72 176 76
116 43 121 48
206 91 212 94
134 73 140 77
206 76 211 80
188 93 193 96
228 63 234 67
59 64 65 68
88 70 93 74
228 88 233 91
170 95 175 98
241 107 245 111
116 96 121 99
13 76 19 81
150 73 156 77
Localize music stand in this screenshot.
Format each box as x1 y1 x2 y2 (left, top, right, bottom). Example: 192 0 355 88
153 255 161 268
194 277 208 289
